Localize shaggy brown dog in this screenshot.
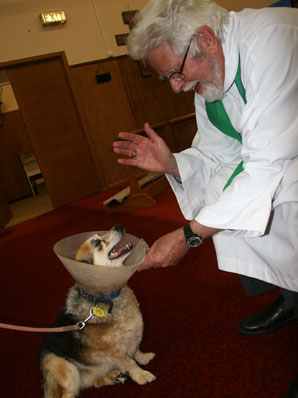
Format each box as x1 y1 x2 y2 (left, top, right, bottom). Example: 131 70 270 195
39 225 155 398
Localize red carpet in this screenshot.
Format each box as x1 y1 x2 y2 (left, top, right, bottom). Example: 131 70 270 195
0 188 297 398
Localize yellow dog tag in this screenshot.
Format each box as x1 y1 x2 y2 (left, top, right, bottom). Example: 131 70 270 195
93 307 105 317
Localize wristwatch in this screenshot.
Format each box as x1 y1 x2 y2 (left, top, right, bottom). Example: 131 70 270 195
183 224 203 247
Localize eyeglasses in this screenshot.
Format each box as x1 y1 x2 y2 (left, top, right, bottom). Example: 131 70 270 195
159 35 195 83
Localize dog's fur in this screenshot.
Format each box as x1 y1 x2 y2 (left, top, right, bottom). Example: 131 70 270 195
39 225 155 398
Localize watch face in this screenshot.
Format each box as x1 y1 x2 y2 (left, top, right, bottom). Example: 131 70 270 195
183 224 203 247
187 235 202 247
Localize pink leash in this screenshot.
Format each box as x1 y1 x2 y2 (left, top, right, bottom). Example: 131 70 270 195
0 322 81 333
0 306 98 333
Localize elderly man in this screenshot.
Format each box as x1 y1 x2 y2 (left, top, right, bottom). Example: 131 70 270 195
113 0 298 395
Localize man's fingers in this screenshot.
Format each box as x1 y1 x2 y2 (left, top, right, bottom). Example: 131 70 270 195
113 143 134 154
113 141 132 152
138 254 154 271
118 131 145 143
117 132 135 141
138 262 155 271
137 264 147 272
144 122 160 141
117 157 137 166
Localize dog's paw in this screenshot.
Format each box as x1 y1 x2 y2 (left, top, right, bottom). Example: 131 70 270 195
135 351 156 365
131 370 156 385
94 370 128 388
115 372 130 384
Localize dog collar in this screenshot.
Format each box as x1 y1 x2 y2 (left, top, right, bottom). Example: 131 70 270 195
81 289 121 313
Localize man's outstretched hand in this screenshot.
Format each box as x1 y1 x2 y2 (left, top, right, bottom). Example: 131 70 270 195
113 122 179 176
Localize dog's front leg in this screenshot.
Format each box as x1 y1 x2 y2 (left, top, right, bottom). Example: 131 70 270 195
134 350 156 365
115 355 156 385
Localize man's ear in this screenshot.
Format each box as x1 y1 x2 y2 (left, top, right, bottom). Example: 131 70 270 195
195 25 219 54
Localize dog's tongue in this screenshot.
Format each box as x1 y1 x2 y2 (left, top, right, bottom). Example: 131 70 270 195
109 242 133 259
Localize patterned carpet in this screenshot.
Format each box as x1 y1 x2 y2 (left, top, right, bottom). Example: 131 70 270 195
0 187 297 398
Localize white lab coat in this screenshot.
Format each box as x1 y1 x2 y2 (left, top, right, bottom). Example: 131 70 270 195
167 8 298 292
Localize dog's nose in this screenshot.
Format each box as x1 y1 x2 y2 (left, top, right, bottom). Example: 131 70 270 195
114 224 124 233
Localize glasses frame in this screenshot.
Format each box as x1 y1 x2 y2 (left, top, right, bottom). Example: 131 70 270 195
160 34 195 82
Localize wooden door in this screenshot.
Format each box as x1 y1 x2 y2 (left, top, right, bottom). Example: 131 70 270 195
0 125 31 201
70 60 138 189
3 53 99 208
0 181 12 228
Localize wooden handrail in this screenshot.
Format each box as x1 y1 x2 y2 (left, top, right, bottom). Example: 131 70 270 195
169 112 196 124
128 113 196 135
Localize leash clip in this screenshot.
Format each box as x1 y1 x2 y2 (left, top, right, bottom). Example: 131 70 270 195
78 307 95 330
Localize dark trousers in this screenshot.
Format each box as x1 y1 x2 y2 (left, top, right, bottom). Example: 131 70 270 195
240 275 298 318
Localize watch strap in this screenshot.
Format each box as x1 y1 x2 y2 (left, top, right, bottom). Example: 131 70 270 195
183 224 203 247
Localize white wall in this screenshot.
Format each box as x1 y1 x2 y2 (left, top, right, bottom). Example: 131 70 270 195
0 0 148 66
216 0 272 10
0 0 274 114
0 0 273 66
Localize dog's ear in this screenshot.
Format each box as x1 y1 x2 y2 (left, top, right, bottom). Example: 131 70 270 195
90 238 101 248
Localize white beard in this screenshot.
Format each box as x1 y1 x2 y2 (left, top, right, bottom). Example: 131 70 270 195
200 82 224 102
182 81 198 92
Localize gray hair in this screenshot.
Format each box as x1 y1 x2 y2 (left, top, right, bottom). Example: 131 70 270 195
127 0 229 60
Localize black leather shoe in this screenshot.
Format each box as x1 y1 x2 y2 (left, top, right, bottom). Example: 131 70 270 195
238 295 297 335
285 373 298 398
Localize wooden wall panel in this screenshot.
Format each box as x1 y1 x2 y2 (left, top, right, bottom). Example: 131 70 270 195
0 110 33 154
0 110 33 202
0 125 31 201
117 56 195 128
6 53 100 208
0 182 12 229
69 55 197 191
70 59 138 189
170 115 198 152
1 52 197 204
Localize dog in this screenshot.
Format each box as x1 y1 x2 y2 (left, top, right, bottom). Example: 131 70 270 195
39 224 156 398
74 225 134 267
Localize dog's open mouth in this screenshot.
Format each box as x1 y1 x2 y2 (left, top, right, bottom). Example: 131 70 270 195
109 242 133 260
